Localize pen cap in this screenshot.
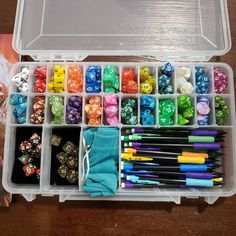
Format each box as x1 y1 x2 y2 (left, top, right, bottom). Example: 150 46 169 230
188 136 215 143
121 153 132 159
193 143 221 151
186 178 214 187
191 129 218 137
124 148 137 154
182 152 208 158
133 128 144 133
122 181 133 188
180 164 208 172
130 142 142 147
178 156 205 164
186 172 213 179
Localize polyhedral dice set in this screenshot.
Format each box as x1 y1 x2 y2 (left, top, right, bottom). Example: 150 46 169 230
8 62 233 187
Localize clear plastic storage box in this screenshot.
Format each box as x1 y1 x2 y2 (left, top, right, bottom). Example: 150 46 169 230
2 0 236 204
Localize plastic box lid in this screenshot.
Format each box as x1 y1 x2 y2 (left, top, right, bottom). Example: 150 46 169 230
13 0 231 61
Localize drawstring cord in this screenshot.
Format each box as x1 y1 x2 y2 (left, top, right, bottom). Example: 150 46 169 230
81 137 91 184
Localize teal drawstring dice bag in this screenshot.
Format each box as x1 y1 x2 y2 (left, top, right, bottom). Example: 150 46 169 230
82 128 119 197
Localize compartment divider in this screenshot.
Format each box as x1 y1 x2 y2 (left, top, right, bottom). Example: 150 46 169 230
40 125 52 190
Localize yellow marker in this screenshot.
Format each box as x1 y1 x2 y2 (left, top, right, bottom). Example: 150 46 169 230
121 153 153 161
122 153 205 164
124 148 209 159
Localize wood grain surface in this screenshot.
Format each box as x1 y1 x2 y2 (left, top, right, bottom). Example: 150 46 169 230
0 0 236 235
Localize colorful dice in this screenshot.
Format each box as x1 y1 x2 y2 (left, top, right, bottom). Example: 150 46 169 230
103 94 119 125
34 66 47 93
48 65 65 93
122 68 138 94
11 67 30 92
158 63 174 94
68 65 83 93
85 96 102 125
30 96 45 124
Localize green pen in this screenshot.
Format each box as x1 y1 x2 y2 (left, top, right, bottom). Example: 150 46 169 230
121 135 217 143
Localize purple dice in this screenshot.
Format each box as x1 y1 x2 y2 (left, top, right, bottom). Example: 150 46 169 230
66 96 82 124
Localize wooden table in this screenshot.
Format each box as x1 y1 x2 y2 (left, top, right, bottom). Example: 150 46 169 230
1 1 236 235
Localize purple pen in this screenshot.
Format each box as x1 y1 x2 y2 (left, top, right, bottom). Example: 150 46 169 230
128 142 221 151
131 128 144 134
128 142 142 147
121 181 188 189
128 128 224 137
132 174 159 178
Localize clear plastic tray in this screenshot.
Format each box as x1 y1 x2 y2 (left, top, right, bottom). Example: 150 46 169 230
13 0 231 61
2 62 236 204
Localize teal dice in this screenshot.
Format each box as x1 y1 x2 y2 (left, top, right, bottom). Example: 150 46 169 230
121 98 138 125
158 63 174 94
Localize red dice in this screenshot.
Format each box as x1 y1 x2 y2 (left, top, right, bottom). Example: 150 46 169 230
34 66 47 93
122 68 138 94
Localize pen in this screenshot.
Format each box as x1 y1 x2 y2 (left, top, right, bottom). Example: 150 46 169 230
121 135 220 143
121 171 223 179
125 142 221 151
121 162 220 172
124 148 223 158
126 128 226 137
121 153 208 164
125 175 222 187
121 170 223 179
121 181 186 189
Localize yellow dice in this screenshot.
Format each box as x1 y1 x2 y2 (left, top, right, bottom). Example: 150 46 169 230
54 65 65 77
48 81 55 93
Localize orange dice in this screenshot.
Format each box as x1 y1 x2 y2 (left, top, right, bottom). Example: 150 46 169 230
85 96 102 125
67 65 83 93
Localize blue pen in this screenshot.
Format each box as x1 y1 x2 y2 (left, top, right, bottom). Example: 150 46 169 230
122 171 221 180
126 175 160 185
124 169 152 174
126 175 218 187
121 162 220 172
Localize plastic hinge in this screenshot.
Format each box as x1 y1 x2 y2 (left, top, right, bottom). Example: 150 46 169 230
31 54 88 62
157 55 212 62
30 54 210 63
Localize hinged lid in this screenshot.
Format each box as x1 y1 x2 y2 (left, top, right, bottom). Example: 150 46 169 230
13 0 231 61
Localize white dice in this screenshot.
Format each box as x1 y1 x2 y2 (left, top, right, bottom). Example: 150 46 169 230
20 67 29 80
176 67 194 94
180 82 194 94
176 67 191 80
11 67 29 92
18 82 29 92
11 74 24 87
